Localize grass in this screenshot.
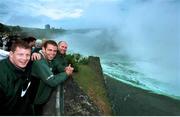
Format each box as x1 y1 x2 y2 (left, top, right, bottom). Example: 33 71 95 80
74 64 112 115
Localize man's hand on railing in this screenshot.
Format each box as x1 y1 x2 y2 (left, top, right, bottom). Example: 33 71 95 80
65 64 74 76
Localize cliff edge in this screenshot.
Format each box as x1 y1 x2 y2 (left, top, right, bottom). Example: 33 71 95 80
73 56 112 115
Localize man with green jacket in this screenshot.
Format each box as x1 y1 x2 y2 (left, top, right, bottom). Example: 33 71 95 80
0 40 33 115
30 40 73 115
53 41 74 115
53 41 69 73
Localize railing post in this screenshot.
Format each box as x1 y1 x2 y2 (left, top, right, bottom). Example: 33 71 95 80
56 83 64 116
60 84 64 115
56 85 61 116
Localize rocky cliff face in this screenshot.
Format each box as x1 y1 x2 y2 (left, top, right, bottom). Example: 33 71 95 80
88 56 103 75
64 79 101 116
64 56 110 115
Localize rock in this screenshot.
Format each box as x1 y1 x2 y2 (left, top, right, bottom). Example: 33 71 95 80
64 79 101 116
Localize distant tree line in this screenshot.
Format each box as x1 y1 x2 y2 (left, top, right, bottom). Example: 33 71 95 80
0 22 66 39
0 23 22 33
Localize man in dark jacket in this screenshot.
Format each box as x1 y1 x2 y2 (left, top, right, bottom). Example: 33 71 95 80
53 41 74 115
23 36 36 49
0 40 33 115
30 40 73 115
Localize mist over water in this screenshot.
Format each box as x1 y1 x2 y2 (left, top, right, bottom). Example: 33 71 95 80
55 0 180 98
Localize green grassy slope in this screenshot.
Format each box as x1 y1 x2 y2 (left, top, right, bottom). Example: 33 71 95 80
74 64 112 115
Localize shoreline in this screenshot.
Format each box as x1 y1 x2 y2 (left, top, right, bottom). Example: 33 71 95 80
104 75 180 116
105 74 180 101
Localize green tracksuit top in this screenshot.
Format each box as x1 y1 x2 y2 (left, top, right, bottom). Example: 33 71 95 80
52 53 68 115
53 53 68 74
31 53 68 105
0 58 32 115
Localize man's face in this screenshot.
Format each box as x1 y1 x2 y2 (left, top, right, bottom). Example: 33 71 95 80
58 42 68 55
29 40 36 48
43 44 57 60
9 47 31 68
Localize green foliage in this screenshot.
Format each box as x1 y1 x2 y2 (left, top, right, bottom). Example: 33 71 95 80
65 54 79 72
65 53 89 72
79 57 89 65
0 23 24 34
0 22 66 39
0 23 10 32
11 26 22 32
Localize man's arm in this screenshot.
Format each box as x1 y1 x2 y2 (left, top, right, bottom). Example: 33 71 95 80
31 52 41 61
31 60 68 87
52 57 66 73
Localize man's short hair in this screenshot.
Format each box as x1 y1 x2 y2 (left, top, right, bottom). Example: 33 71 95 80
43 40 57 49
23 36 37 43
58 41 67 45
10 39 31 52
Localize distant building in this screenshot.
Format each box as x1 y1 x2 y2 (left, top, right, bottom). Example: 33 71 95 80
45 24 50 30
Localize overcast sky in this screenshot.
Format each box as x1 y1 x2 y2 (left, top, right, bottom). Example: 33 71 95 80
0 0 119 29
0 0 179 29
